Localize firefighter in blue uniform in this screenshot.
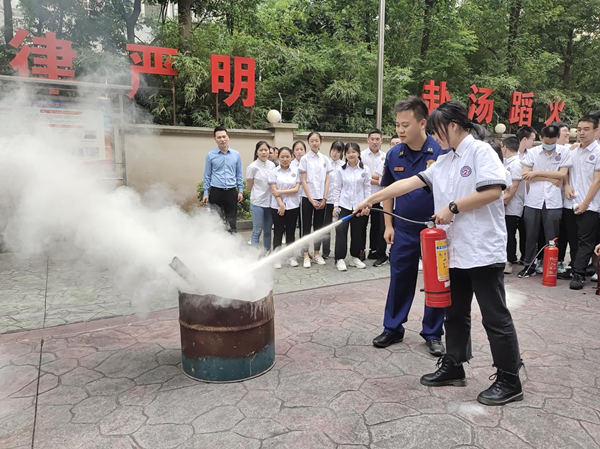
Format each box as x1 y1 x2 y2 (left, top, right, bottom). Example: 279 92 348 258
372 96 446 356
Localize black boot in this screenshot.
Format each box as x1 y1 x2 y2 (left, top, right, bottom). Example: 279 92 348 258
420 355 466 387
477 367 523 406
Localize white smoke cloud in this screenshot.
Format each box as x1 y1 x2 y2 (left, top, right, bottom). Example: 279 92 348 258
0 90 273 313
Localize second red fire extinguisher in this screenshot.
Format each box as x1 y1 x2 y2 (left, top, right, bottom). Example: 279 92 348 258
420 226 452 308
542 238 559 287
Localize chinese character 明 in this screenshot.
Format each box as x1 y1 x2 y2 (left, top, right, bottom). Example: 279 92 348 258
9 28 78 94
211 55 256 107
468 84 495 124
508 91 535 127
421 80 451 112
544 99 565 126
126 44 178 98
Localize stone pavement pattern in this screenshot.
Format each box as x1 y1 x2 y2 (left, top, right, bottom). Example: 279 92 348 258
1 276 599 448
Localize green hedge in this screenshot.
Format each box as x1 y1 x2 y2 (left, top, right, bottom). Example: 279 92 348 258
197 181 252 221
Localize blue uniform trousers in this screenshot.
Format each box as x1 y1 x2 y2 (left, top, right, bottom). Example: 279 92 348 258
383 227 445 340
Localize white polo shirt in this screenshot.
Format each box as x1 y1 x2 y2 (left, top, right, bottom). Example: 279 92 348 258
331 163 372 211
327 159 345 204
298 150 333 200
504 155 525 217
361 148 386 194
564 141 600 212
522 145 572 210
246 159 275 207
419 134 507 269
268 165 301 210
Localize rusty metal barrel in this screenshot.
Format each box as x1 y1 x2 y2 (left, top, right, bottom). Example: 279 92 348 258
178 290 275 383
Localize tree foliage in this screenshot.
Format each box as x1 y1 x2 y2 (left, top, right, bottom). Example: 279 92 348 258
3 0 600 133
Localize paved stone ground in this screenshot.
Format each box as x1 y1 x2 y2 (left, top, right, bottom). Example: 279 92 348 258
0 228 389 334
1 272 599 448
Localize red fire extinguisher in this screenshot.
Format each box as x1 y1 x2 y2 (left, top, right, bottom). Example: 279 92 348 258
420 226 452 308
542 238 559 287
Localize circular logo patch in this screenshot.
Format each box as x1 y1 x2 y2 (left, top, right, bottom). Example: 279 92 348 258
555 155 562 162
460 166 472 177
323 163 326 168
292 172 297 178
361 172 367 178
590 155 596 161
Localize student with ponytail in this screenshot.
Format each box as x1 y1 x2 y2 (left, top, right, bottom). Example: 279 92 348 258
355 100 523 407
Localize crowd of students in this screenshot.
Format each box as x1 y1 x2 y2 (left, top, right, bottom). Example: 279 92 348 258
245 130 394 270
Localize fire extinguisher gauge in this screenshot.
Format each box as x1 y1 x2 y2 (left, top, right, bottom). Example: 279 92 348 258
426 221 435 229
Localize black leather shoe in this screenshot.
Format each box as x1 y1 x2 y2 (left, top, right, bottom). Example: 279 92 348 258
372 332 403 348
420 355 466 387
367 251 378 260
557 270 572 280
373 256 389 267
477 368 523 406
570 273 584 290
426 339 445 356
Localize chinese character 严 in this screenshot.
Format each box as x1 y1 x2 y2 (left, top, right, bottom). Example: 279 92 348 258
211 55 256 107
126 44 178 99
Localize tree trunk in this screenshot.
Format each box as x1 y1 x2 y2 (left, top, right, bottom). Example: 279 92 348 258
178 0 192 40
113 0 141 43
562 28 574 88
420 0 435 61
3 0 13 46
507 0 522 75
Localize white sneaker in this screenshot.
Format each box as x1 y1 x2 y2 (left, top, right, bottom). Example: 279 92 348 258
336 259 347 271
349 257 366 269
504 262 513 274
535 260 544 274
303 257 311 268
273 261 282 269
592 273 598 282
289 257 298 267
247 240 252 245
282 235 286 245
314 255 326 265
418 259 423 271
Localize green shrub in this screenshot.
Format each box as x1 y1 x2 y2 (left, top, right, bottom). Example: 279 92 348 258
197 181 252 221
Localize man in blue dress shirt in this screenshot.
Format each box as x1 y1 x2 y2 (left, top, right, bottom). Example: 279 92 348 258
372 96 445 356
202 126 244 233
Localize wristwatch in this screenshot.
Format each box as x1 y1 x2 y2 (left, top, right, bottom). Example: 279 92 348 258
449 201 460 214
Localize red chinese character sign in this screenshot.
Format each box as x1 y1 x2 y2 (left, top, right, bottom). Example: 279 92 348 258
468 84 495 124
509 91 535 127
422 80 451 112
544 99 565 126
126 44 178 98
9 28 78 94
211 55 256 107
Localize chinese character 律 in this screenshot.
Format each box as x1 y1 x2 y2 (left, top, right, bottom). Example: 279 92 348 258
421 80 451 112
508 91 535 127
9 28 78 95
544 99 565 126
211 55 256 107
126 44 178 98
467 84 495 124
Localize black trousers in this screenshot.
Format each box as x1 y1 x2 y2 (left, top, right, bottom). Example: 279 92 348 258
369 203 387 258
271 207 299 250
523 206 561 265
209 187 238 233
558 208 578 264
322 203 335 256
505 215 520 264
301 197 326 253
335 207 368 260
447 264 521 373
572 211 600 276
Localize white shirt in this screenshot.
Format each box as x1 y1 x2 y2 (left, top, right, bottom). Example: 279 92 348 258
291 158 303 198
299 150 333 200
246 159 275 207
522 145 572 210
504 155 525 217
331 163 372 211
564 141 600 212
327 159 345 204
361 148 386 194
268 165 301 210
420 134 507 269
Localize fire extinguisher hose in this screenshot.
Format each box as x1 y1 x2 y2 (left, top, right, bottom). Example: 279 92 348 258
364 208 435 228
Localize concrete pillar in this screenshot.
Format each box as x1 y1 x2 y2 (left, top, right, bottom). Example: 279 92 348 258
265 123 299 149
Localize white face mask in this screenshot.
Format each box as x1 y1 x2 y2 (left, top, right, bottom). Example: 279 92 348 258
542 143 557 152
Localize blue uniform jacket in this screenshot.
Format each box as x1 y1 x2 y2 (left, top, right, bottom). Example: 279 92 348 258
381 135 444 233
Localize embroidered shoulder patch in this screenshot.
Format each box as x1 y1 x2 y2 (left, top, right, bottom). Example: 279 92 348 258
426 159 435 168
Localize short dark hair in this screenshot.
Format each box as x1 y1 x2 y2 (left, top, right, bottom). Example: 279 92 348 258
502 136 520 153
588 110 600 120
516 126 536 142
551 121 569 131
329 140 344 155
578 115 599 129
278 146 293 158
253 140 270 160
488 140 503 163
214 126 228 137
391 134 400 139
307 131 322 142
540 125 560 138
292 141 306 152
394 96 429 122
428 101 486 142
368 129 382 138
